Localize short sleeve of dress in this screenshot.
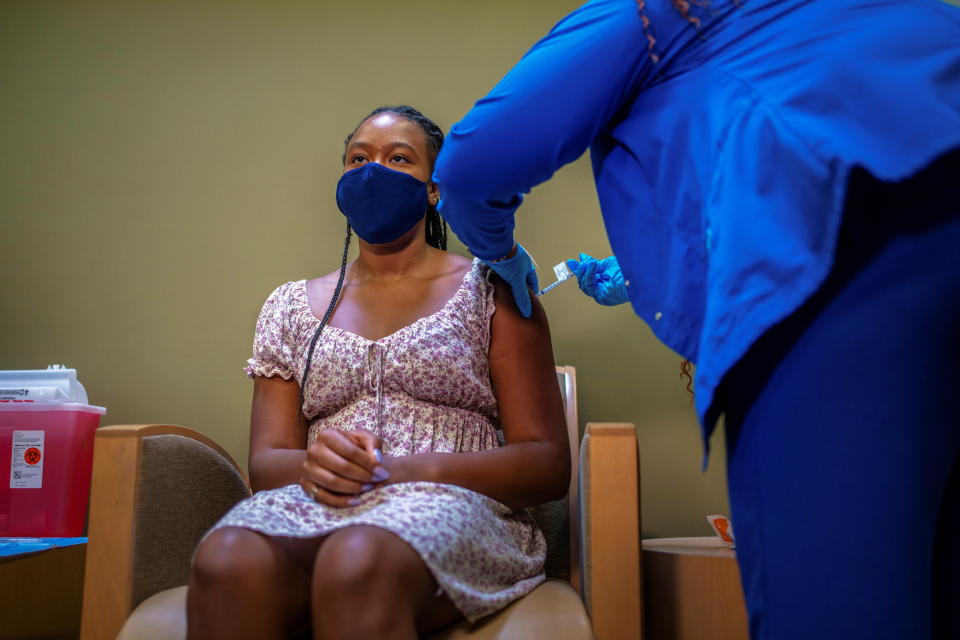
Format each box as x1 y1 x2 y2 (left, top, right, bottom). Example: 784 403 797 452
243 282 300 380
465 262 498 354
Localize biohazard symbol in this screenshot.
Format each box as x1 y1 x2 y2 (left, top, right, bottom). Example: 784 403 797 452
23 447 42 466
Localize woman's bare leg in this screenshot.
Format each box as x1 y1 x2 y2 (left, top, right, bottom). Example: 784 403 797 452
311 525 462 640
187 527 317 640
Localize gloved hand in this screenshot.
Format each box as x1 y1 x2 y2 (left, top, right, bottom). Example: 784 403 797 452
566 253 629 306
483 243 539 318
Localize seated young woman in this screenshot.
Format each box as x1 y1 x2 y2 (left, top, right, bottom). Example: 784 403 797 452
187 105 570 640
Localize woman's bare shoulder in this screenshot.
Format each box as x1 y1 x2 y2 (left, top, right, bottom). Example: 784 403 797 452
489 270 550 337
438 249 474 274
306 268 344 289
424 250 474 289
302 265 351 319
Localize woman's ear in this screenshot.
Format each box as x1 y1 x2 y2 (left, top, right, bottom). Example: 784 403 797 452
428 181 440 206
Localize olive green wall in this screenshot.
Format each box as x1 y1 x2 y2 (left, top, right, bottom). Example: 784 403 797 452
1 0 728 538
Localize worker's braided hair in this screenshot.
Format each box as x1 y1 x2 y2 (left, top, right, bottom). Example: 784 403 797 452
636 0 741 63
635 2 740 401
299 106 447 424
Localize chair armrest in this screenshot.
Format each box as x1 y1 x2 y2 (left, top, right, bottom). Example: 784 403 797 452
80 425 250 640
579 423 642 640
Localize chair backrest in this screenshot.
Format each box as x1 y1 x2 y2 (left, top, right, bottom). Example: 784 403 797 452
81 425 252 640
528 366 580 585
131 434 251 608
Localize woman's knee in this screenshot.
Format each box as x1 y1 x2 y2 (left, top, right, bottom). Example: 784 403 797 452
191 527 273 586
312 526 424 598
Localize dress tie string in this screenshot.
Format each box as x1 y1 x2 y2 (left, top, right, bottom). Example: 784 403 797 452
365 342 385 437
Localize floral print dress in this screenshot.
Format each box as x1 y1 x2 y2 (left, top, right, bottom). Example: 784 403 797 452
208 259 546 622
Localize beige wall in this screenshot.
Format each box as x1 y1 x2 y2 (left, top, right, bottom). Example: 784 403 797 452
1 0 728 538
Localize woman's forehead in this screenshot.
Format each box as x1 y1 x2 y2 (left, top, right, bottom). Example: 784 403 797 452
367 112 405 129
353 113 425 146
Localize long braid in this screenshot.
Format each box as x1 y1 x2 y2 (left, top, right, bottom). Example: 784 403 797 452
426 206 448 250
298 222 352 423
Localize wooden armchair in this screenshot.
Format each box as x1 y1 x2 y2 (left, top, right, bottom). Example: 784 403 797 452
80 367 642 639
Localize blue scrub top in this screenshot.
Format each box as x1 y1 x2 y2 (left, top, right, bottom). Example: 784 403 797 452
434 0 960 442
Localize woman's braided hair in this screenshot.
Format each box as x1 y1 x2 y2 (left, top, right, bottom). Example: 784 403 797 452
299 106 447 422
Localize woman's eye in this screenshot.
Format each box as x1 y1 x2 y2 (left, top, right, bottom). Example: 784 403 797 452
351 155 367 163
391 155 409 163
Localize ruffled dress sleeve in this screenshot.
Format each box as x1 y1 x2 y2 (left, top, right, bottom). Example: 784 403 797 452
464 261 498 355
243 281 301 380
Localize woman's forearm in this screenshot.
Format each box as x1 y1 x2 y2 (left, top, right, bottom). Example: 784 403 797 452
386 441 570 511
249 448 307 493
251 441 570 509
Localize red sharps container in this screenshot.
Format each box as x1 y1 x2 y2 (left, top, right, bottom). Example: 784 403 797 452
0 366 106 537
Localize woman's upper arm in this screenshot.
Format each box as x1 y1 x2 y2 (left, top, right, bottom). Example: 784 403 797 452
487 276 568 455
248 375 306 464
433 0 650 260
245 283 305 463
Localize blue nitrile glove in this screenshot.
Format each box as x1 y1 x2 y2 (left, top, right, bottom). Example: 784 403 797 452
484 243 539 318
565 253 629 306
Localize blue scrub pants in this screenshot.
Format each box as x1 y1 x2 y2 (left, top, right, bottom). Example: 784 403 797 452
720 151 960 640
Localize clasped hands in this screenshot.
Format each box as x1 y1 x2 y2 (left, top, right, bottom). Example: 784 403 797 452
300 428 393 508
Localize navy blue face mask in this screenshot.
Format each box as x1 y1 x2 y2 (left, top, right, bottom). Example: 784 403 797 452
336 163 429 244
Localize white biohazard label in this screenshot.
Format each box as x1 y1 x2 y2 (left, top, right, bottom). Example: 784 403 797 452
10 430 44 489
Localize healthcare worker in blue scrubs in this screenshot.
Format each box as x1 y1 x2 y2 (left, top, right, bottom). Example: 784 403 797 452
433 1 960 638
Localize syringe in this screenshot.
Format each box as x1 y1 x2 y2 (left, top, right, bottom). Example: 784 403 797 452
536 261 574 296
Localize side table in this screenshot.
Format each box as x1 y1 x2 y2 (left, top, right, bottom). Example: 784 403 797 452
642 536 749 640
0 539 87 640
